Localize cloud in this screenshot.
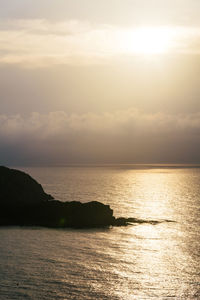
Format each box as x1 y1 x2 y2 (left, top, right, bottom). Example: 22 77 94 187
0 19 200 67
1 109 200 164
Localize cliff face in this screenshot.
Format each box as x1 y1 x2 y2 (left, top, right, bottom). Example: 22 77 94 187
0 166 115 228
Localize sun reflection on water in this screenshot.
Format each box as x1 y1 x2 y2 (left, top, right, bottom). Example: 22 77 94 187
123 168 182 221
107 167 200 298
14 166 200 299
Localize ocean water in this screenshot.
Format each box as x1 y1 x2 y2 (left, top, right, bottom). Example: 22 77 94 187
0 165 200 299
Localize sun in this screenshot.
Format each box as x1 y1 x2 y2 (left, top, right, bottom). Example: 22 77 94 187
120 27 174 55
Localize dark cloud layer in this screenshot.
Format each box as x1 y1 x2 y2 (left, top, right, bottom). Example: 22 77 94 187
1 110 200 165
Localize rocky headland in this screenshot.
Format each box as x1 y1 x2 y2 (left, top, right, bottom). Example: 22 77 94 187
0 166 171 228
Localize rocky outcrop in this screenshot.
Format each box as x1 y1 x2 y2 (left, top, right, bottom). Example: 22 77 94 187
0 166 115 228
0 199 115 228
0 166 173 228
0 166 53 205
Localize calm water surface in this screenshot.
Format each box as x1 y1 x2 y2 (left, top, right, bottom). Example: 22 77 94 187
0 165 200 299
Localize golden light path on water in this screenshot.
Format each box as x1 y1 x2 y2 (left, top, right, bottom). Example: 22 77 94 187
1 166 199 299
106 167 200 299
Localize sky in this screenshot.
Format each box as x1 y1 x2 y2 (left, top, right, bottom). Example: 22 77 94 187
1 0 200 165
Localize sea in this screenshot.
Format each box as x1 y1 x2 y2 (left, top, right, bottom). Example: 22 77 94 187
0 165 200 300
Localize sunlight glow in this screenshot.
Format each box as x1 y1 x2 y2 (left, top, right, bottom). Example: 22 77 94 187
119 27 175 55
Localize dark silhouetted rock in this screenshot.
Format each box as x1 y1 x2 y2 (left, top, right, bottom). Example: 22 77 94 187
0 166 53 205
0 166 174 228
0 166 115 228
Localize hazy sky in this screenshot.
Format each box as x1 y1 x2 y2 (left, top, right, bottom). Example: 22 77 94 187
1 0 200 164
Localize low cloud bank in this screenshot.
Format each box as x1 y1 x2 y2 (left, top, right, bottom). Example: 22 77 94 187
1 109 200 165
